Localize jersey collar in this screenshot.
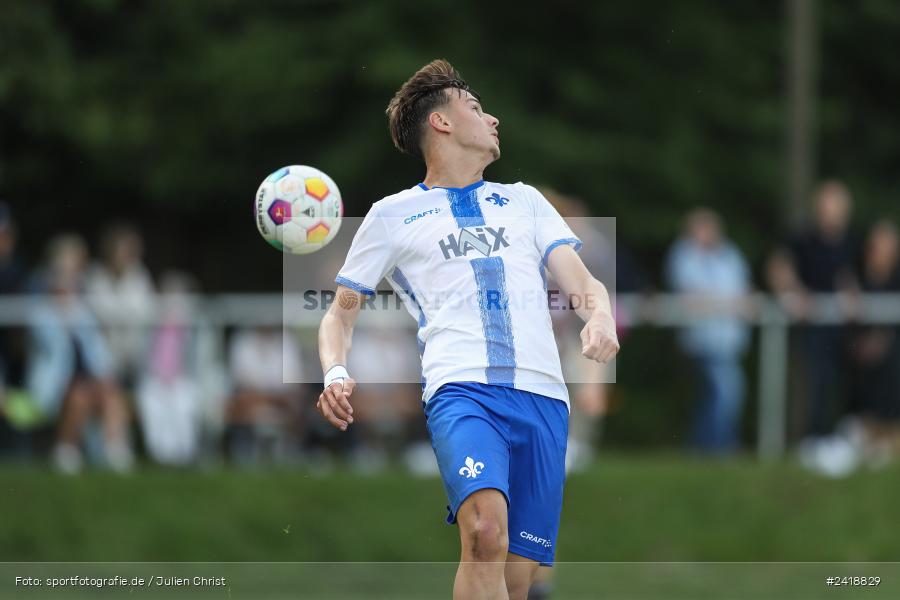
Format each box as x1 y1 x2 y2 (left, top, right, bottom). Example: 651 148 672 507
418 180 485 193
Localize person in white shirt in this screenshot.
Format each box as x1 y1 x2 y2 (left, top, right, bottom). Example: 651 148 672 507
85 224 155 386
227 326 304 463
316 59 619 600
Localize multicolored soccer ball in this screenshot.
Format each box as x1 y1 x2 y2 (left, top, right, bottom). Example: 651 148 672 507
254 165 343 254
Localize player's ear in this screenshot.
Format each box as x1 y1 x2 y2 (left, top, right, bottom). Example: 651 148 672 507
428 110 452 134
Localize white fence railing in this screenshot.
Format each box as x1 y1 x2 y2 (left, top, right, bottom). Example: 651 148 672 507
4 292 899 460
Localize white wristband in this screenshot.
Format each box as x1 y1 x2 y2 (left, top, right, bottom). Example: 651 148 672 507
323 365 349 389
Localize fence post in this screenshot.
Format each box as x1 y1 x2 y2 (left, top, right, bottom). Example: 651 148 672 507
757 299 789 460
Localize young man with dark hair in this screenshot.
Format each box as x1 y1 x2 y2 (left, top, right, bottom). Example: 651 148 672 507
317 59 619 599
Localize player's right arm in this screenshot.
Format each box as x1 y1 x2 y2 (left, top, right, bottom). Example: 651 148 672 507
317 285 363 431
319 199 397 429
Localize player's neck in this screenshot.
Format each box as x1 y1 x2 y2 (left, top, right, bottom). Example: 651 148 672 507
422 169 483 190
422 153 487 190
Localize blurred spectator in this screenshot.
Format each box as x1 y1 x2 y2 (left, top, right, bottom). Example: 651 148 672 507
850 221 900 441
799 221 900 479
0 202 29 455
666 208 751 454
346 324 422 473
0 202 26 383
0 202 26 296
798 227 899 477
136 272 204 466
26 234 133 473
226 325 305 464
541 187 615 471
85 224 155 388
767 180 859 437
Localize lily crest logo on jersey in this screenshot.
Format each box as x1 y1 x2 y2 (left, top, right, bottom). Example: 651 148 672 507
458 456 485 479
438 227 510 260
485 192 509 207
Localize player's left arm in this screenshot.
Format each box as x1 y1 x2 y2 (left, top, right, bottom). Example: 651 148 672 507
547 245 620 363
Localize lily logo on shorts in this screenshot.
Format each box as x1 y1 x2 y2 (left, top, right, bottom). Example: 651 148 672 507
458 456 485 479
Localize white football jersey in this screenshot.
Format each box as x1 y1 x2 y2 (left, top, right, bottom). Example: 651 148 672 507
336 180 581 407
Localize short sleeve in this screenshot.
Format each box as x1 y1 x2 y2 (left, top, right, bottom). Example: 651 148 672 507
335 204 396 296
525 185 582 266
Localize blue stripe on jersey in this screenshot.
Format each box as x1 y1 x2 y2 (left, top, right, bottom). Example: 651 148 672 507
335 275 375 296
391 267 428 388
470 256 516 386
446 186 485 228
390 268 417 307
542 237 583 267
539 237 583 290
390 267 427 332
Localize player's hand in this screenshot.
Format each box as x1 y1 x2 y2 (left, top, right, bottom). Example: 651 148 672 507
316 377 356 431
580 312 620 364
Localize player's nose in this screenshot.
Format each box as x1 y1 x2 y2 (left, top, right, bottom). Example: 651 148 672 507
486 113 499 129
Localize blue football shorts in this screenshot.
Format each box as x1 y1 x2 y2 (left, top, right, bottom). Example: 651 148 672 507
424 381 569 566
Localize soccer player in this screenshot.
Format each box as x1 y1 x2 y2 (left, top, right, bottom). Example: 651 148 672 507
317 59 619 600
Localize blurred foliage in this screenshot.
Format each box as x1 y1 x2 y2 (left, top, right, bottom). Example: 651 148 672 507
0 0 898 289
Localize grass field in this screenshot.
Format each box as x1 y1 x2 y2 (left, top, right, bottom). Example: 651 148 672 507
1 454 898 598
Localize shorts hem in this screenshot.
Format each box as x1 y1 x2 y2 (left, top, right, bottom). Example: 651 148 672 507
508 542 554 567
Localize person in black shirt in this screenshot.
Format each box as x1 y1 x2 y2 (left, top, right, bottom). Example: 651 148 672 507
0 202 26 377
0 202 29 455
850 221 900 427
768 181 859 437
0 203 25 295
